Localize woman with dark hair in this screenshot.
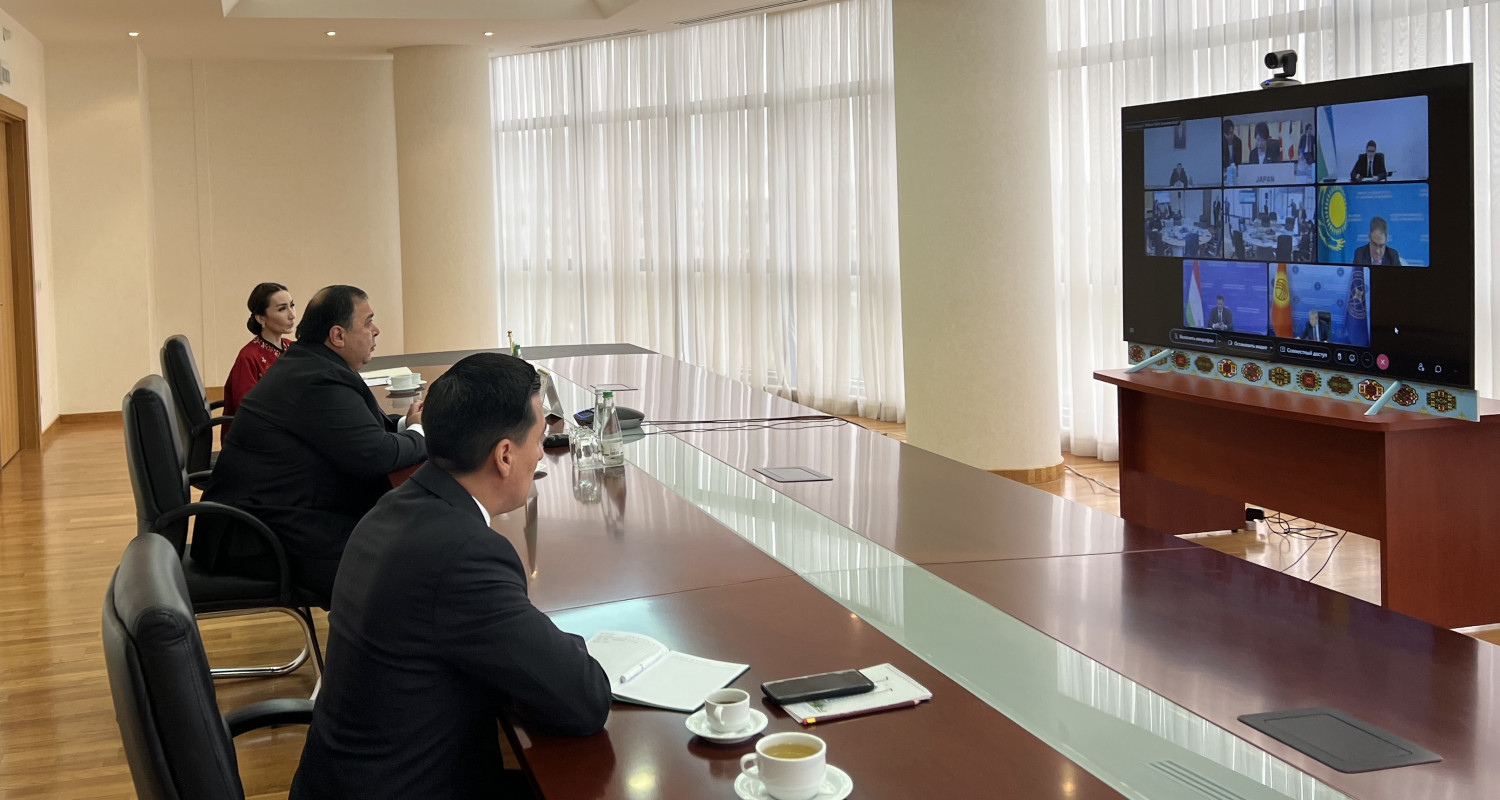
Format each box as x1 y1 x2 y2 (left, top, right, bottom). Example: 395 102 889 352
223 282 295 420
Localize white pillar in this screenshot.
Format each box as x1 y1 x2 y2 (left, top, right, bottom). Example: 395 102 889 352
893 0 1062 479
391 45 499 354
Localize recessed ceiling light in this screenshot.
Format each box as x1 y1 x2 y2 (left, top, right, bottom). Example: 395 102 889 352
325 31 337 37
128 31 140 37
484 31 494 37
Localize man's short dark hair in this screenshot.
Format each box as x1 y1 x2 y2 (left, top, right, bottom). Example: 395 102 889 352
297 285 367 345
424 353 541 474
1216 295 1225 302
1370 216 1388 234
1254 122 1271 142
1223 119 1235 133
1366 139 1378 150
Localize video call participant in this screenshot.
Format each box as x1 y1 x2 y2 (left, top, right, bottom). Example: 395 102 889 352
1247 122 1281 164
197 285 427 603
1298 125 1316 166
1352 216 1401 265
1208 295 1234 331
290 353 612 800
1169 163 1189 187
1223 118 1243 169
1300 310 1331 342
1349 140 1389 182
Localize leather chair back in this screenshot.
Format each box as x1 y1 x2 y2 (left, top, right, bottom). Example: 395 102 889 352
160 335 215 475
124 375 192 552
102 532 246 800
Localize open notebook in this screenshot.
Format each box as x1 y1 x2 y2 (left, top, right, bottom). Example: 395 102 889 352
585 631 748 713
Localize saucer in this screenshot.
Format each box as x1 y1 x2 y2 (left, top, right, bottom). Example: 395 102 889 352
733 765 852 800
387 380 426 393
686 708 768 744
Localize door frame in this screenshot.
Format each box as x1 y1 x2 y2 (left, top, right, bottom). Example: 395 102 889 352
0 93 41 450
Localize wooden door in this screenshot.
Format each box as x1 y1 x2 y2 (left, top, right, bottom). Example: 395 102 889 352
0 130 18 466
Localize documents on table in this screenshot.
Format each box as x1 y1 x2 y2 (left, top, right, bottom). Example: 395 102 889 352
585 631 749 713
358 366 413 387
780 663 932 725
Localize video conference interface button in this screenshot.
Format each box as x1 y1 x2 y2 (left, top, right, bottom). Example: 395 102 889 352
1277 343 1331 362
1225 337 1274 355
1334 349 1360 365
1170 329 1220 348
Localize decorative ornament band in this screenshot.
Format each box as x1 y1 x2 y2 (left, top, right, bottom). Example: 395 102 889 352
1126 343 1479 421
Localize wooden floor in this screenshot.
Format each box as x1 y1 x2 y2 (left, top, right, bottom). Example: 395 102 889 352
0 419 1492 799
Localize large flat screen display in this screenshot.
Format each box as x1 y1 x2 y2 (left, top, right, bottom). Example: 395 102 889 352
1122 64 1473 388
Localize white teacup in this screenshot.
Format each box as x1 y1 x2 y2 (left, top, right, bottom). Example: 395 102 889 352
391 372 421 391
740 732 826 800
704 688 750 733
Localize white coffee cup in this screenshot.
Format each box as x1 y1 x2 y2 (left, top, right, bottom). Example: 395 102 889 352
704 688 750 733
391 372 421 391
740 732 826 800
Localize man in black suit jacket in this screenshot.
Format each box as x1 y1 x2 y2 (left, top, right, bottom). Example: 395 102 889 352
197 285 426 603
1208 295 1234 331
1222 119 1243 170
1300 310 1332 342
291 353 611 800
1352 216 1401 265
1168 163 1189 187
1349 140 1388 182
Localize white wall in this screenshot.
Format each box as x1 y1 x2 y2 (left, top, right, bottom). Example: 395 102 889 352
0 7 58 428
149 58 403 388
46 44 155 415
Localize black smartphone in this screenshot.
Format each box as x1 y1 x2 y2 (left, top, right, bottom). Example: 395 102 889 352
761 669 874 706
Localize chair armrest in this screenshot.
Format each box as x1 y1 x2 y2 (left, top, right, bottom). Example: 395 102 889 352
209 399 226 412
191 415 234 438
187 470 213 486
154 501 293 605
225 698 315 737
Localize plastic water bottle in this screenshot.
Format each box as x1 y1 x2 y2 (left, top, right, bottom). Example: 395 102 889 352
598 391 624 468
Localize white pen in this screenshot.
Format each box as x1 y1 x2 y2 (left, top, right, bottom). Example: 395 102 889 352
618 650 667 684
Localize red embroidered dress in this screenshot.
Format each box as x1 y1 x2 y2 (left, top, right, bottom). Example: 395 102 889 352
223 336 291 421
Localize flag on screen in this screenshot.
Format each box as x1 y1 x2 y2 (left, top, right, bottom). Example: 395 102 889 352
1272 263 1294 338
1345 267 1370 347
1185 261 1205 327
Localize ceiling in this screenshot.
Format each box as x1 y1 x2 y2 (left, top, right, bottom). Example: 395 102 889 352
0 0 819 60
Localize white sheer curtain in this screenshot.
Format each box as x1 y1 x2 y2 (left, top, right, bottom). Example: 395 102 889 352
1048 0 1500 460
492 0 904 421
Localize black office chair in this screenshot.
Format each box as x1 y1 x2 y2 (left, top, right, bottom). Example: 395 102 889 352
161 335 231 488
1232 229 1245 259
124 374 322 680
103 532 313 800
1276 234 1294 262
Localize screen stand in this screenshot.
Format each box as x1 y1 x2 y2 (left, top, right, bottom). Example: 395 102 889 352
1364 380 1404 417
1125 349 1172 373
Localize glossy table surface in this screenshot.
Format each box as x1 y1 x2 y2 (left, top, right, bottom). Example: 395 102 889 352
371 347 1500 800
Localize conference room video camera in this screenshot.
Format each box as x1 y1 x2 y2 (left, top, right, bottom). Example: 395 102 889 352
1262 50 1301 89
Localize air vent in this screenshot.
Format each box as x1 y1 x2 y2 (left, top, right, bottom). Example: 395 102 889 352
1148 761 1250 800
527 29 648 49
673 0 809 25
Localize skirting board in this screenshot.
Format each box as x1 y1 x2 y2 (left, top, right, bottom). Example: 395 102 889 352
991 462 1064 485
58 411 122 426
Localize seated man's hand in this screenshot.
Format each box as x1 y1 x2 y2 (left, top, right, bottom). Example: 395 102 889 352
406 399 424 428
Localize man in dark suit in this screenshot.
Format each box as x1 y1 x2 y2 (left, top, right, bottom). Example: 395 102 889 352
197 285 426 603
1349 139 1388 182
291 353 611 800
1300 310 1332 342
1352 216 1401 265
1298 125 1317 166
1208 295 1234 331
1222 118 1243 171
1168 162 1189 187
1246 122 1281 164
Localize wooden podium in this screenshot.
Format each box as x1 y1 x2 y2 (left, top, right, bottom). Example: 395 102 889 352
1097 368 1500 629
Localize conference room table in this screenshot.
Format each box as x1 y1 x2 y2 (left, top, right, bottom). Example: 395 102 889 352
370 345 1500 800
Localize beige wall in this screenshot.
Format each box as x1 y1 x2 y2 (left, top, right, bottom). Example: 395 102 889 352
47 44 156 415
0 8 58 428
149 59 404 388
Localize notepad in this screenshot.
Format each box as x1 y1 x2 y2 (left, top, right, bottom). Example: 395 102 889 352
780 663 931 725
585 631 748 713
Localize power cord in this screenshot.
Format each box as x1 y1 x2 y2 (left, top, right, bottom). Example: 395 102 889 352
1064 465 1119 493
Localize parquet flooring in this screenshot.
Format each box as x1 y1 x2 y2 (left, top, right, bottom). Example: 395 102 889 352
0 418 1491 799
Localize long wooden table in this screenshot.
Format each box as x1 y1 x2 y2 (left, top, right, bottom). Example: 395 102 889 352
373 347 1500 799
1097 367 1500 628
